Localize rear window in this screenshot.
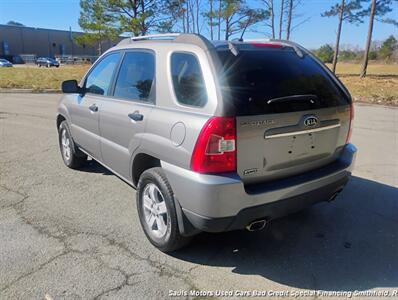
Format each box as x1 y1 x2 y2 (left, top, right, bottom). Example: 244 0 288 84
217 48 349 116
171 52 207 107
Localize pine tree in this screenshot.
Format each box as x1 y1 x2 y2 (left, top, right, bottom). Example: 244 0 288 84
76 0 120 55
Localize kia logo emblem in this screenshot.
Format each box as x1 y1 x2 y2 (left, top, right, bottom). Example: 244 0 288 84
303 116 318 127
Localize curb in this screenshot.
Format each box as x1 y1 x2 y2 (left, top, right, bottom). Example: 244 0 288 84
0 88 60 94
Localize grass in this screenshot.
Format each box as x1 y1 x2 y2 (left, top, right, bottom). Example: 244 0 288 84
326 62 398 76
339 75 398 105
0 65 89 91
325 62 398 105
0 62 397 105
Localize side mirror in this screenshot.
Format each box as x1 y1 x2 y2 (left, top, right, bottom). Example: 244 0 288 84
62 80 81 94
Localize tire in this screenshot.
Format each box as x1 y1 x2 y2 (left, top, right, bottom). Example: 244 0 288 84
47 63 50 68
58 121 87 169
137 167 191 252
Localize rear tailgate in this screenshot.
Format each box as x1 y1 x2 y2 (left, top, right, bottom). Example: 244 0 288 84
217 45 351 184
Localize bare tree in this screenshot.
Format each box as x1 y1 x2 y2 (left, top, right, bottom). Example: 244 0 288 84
284 0 311 41
286 0 293 40
322 0 363 73
360 0 376 77
195 0 201 34
220 0 267 41
333 0 345 73
359 0 397 77
209 0 214 39
188 0 196 33
217 0 222 39
278 0 285 39
262 0 275 38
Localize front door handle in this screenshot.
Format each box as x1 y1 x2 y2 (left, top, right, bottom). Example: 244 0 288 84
89 104 98 112
128 112 144 121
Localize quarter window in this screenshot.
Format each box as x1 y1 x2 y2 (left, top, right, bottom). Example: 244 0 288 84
85 52 120 96
171 52 207 107
114 51 155 101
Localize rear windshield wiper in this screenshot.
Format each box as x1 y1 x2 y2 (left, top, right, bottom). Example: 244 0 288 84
267 94 318 105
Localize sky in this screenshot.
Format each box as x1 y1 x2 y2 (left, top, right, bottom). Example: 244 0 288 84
0 0 396 49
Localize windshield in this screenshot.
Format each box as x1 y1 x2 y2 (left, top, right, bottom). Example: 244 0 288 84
217 48 350 116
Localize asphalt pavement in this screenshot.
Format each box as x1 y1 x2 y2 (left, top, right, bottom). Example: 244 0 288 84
0 93 397 299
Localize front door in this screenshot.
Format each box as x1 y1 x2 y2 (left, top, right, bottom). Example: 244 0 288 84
69 52 121 160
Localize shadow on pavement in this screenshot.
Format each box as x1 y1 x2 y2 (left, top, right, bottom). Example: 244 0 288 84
78 159 113 176
172 176 398 291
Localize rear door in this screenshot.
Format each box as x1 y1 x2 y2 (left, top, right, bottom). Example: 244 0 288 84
217 47 351 184
99 50 155 180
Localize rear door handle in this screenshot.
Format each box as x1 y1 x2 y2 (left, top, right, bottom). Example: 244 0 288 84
128 112 144 122
89 104 98 112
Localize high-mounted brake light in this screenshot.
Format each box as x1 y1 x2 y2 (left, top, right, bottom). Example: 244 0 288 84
250 42 282 48
191 117 236 174
346 102 354 143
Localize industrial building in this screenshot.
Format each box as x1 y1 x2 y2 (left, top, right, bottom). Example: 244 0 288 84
0 24 121 63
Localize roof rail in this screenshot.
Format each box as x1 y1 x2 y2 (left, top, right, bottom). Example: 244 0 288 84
130 33 181 41
117 33 216 53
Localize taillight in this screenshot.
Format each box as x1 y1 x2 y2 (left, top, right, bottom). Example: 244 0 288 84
191 117 236 174
250 42 282 48
346 102 354 143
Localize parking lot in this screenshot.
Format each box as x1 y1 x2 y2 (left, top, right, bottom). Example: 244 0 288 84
0 93 397 299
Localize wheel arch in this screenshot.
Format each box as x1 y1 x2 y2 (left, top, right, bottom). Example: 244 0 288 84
131 152 161 186
56 114 66 130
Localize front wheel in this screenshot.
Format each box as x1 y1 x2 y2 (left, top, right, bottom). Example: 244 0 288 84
137 167 191 252
58 121 87 169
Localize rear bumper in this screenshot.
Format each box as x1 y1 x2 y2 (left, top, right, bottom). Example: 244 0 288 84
162 143 357 233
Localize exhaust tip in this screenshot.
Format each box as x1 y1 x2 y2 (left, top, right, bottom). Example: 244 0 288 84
246 219 267 232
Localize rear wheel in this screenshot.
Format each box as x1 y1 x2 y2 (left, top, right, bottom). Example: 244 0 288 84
137 167 191 252
58 121 87 169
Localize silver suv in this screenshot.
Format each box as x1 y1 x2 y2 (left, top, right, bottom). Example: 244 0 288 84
57 34 356 252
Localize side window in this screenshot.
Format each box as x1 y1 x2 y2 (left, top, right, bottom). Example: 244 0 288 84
85 52 120 96
114 51 155 101
171 52 207 107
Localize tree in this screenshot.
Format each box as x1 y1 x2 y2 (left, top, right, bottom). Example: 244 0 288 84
322 0 363 73
217 0 222 39
360 0 398 77
76 0 120 55
205 0 221 39
6 21 25 26
105 0 172 36
286 0 293 40
163 0 187 33
208 0 215 39
285 0 308 40
278 0 285 39
220 0 267 40
379 35 398 60
262 0 275 38
316 44 334 63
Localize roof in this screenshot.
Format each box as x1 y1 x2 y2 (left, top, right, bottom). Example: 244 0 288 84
117 33 304 55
